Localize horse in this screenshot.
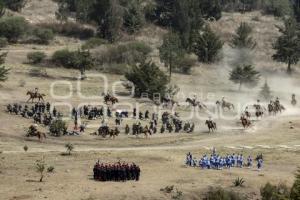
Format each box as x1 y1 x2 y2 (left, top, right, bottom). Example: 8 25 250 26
26 126 46 141
205 120 217 133
104 94 119 105
216 99 234 111
162 97 179 109
291 94 297 106
186 98 207 110
26 91 46 103
240 116 251 128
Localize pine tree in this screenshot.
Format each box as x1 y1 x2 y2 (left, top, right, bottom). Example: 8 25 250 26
125 61 169 99
123 0 145 34
231 22 256 49
291 168 300 200
159 31 185 81
259 81 272 101
192 25 223 63
273 17 300 74
229 64 261 91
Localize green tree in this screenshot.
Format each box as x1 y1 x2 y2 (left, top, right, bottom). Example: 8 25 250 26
0 16 28 43
262 0 292 17
192 25 223 63
159 32 185 80
0 0 5 17
273 17 300 74
294 0 300 22
122 0 144 34
229 65 261 91
125 61 169 99
74 49 94 80
291 168 300 200
259 81 272 101
230 22 256 49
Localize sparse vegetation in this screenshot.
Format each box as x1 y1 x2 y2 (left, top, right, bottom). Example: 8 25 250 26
82 37 107 50
35 158 46 182
203 187 245 200
47 166 55 173
260 182 290 200
65 143 74 155
27 52 46 64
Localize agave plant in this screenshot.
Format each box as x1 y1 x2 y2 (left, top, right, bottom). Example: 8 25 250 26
233 177 245 187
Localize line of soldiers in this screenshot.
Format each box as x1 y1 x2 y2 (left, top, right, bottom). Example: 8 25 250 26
6 102 60 126
93 161 140 182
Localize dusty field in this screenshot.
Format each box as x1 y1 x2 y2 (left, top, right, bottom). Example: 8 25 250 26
0 7 300 200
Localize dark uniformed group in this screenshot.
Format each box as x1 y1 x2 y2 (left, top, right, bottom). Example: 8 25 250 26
93 161 141 182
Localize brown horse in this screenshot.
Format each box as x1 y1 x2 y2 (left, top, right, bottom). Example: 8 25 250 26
26 129 46 141
186 98 207 109
240 116 251 128
26 91 46 103
104 94 119 105
205 120 217 133
216 99 234 111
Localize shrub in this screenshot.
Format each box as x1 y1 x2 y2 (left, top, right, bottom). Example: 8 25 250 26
0 37 8 48
260 182 290 200
97 42 152 65
233 177 245 187
291 168 300 200
35 158 46 182
27 51 46 64
174 56 196 74
49 119 67 137
82 37 107 50
23 145 28 152
203 187 245 200
33 28 54 44
47 166 55 173
0 16 29 42
52 49 94 70
28 68 47 77
65 143 74 155
3 0 27 12
37 22 95 39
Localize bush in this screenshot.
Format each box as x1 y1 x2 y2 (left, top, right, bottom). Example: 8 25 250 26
233 177 245 187
28 68 48 77
97 42 152 65
174 56 196 74
260 182 290 200
23 145 28 152
3 0 27 12
49 119 67 137
0 37 8 48
47 166 55 173
0 16 29 43
203 187 245 200
82 37 107 50
37 22 95 39
32 28 54 44
27 52 46 64
52 49 94 70
291 168 300 200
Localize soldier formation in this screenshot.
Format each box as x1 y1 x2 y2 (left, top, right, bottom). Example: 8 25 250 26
186 151 264 170
93 161 140 182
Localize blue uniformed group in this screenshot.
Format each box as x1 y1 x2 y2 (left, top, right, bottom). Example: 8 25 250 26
185 152 263 170
93 161 141 182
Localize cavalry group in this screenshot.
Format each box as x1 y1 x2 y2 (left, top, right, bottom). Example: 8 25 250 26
93 161 140 182
186 151 264 170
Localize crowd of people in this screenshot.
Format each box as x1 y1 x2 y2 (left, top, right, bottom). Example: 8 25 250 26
185 151 263 170
93 161 140 182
